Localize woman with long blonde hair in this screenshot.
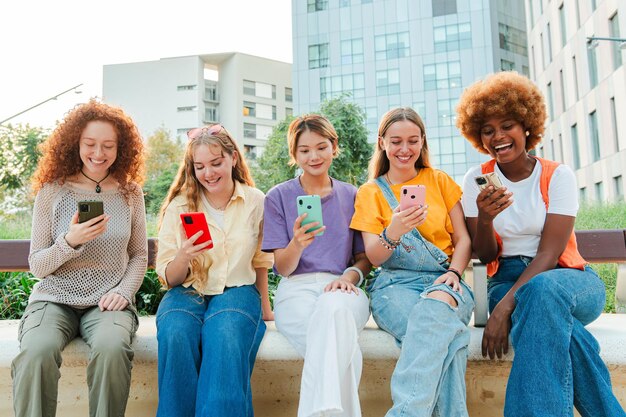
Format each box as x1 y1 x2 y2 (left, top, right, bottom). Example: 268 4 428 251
155 124 273 417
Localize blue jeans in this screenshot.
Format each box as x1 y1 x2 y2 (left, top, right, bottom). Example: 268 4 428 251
156 285 265 417
488 256 626 417
368 234 474 416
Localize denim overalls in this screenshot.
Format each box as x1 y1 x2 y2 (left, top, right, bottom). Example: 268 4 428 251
369 176 475 417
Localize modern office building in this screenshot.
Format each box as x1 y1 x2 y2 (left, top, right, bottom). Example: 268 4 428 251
103 52 292 159
292 0 529 181
528 0 625 202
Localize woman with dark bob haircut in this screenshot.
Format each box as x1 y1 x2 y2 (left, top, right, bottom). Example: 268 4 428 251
12 99 147 417
457 71 625 416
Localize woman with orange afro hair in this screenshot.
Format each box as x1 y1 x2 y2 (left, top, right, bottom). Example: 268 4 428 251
458 72 625 416
12 100 147 417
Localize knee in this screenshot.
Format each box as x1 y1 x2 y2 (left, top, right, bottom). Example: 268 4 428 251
90 334 132 362
425 290 458 307
317 291 353 313
516 274 560 303
15 338 62 368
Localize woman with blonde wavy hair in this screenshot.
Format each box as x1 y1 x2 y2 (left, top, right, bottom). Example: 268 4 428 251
12 99 147 417
155 124 273 417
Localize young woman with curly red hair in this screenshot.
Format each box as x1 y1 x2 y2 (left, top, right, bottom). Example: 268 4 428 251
458 72 625 416
12 100 148 417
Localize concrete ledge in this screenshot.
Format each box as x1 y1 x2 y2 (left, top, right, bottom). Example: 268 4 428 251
1 315 625 417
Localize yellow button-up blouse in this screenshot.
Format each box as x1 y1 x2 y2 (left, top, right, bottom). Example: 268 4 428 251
156 181 273 295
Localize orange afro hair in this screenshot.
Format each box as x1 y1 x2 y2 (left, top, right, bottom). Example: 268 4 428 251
32 99 144 200
456 71 547 154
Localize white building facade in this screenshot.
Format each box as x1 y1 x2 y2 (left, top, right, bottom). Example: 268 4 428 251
528 0 625 202
103 53 292 159
292 0 529 182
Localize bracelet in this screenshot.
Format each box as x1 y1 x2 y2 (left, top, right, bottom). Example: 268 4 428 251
447 267 463 281
378 233 397 251
344 266 364 287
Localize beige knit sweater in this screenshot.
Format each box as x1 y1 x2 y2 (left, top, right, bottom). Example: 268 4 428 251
28 182 148 310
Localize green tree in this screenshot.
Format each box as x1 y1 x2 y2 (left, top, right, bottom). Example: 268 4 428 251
0 124 47 190
253 95 372 192
143 127 183 215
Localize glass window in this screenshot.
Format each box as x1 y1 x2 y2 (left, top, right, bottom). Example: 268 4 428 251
425 61 462 90
547 82 554 120
307 0 328 12
434 22 472 52
559 4 567 47
375 32 410 60
204 106 217 123
243 80 255 96
579 187 587 202
320 73 365 101
595 182 603 202
614 175 624 201
572 56 579 100
244 145 257 160
559 69 566 111
256 82 274 99
609 13 622 69
545 23 553 65
285 87 293 102
341 38 364 64
376 69 400 95
244 123 256 139
587 41 598 88
243 101 255 117
589 110 600 162
571 123 580 169
205 83 217 101
499 23 528 56
309 43 329 69
286 107 293 117
432 0 457 16
610 97 619 153
501 59 515 71
437 99 457 127
590 0 596 11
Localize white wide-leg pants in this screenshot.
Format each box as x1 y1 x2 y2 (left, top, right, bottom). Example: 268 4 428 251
274 272 371 417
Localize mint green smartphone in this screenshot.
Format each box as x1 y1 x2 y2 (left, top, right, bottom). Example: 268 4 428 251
296 195 324 236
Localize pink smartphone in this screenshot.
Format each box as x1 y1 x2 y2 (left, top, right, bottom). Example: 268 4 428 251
180 212 213 249
400 185 426 211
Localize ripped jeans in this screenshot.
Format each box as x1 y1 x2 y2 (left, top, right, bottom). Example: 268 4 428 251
369 232 474 417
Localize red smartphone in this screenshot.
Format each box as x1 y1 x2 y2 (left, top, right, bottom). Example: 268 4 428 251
400 185 426 211
180 212 213 249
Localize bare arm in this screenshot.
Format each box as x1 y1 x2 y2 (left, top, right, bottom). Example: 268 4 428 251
255 267 274 321
273 213 324 277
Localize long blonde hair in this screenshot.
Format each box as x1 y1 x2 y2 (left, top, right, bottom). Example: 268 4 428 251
368 107 430 180
157 125 254 286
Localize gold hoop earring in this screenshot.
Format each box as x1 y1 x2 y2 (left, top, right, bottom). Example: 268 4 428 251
525 130 530 137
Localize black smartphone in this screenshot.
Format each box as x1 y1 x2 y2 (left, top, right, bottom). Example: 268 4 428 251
78 201 104 224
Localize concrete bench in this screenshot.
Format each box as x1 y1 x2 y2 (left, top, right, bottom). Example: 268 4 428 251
1 231 625 416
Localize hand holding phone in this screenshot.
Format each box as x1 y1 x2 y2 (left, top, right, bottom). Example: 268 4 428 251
400 185 426 211
65 201 108 248
475 172 503 191
180 212 214 249
296 195 324 236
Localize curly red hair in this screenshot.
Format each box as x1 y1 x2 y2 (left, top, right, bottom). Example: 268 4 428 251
455 71 547 154
32 99 145 200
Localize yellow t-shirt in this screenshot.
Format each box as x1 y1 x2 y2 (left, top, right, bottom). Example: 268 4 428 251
350 168 462 256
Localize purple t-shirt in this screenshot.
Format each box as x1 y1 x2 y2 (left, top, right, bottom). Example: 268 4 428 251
262 177 365 276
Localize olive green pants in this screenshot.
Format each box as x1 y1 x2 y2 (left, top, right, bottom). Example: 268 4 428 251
11 301 137 417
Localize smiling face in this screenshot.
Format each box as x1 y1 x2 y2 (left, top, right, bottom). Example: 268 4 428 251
295 129 334 178
192 143 237 195
480 117 527 164
79 120 118 178
379 119 423 176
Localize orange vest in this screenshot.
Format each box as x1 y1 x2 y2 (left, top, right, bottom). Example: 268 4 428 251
481 157 587 277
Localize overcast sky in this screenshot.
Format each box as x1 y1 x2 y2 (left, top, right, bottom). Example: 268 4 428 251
0 0 292 129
